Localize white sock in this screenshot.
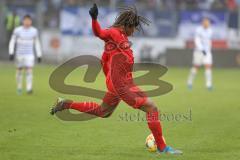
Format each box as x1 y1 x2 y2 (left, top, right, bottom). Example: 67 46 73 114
187 67 197 86
205 68 212 88
26 69 33 91
16 69 23 90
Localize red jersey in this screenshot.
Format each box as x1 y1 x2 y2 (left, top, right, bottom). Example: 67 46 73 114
92 19 134 78
92 19 147 109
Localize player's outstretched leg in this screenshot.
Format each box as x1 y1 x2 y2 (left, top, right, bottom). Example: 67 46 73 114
50 95 119 118
140 99 183 155
187 66 198 90
16 68 23 95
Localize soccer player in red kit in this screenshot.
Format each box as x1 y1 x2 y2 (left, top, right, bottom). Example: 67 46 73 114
51 4 182 155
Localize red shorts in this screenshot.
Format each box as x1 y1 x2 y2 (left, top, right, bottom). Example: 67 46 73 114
102 76 147 108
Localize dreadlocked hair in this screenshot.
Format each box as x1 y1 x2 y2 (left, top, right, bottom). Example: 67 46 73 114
112 6 150 33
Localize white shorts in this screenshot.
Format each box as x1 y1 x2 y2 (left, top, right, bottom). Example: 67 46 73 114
193 51 212 66
15 54 35 68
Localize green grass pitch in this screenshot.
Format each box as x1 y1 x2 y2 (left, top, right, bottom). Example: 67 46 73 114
0 62 240 160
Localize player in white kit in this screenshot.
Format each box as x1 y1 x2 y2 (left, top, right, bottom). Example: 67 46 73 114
9 15 42 94
187 18 213 90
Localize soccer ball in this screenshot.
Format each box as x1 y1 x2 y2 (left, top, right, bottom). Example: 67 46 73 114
145 134 157 152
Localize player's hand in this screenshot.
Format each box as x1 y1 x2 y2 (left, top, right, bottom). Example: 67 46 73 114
9 55 14 61
202 50 207 56
89 3 98 20
37 57 42 63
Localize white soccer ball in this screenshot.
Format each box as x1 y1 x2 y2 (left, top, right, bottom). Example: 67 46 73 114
145 134 157 152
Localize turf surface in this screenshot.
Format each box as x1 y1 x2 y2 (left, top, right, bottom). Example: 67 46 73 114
0 62 240 160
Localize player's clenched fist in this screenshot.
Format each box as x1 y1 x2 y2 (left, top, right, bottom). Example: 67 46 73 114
89 3 98 19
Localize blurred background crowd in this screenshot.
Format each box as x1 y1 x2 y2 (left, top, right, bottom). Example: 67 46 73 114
0 0 240 67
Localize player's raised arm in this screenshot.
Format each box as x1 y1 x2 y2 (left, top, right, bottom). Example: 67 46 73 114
9 29 17 60
89 3 110 40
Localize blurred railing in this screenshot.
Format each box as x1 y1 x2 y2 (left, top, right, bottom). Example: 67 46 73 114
0 0 240 65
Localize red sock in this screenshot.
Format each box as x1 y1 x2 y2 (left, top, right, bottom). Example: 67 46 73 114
146 111 166 151
67 102 105 117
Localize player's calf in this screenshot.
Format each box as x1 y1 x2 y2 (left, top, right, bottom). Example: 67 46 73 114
140 99 182 154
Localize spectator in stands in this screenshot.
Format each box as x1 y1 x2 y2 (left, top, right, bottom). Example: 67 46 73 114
5 11 20 43
211 0 226 10
226 0 237 10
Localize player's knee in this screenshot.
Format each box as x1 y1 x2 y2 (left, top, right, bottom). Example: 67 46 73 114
148 106 158 113
25 68 32 75
142 99 158 113
192 66 199 72
26 68 32 72
193 65 200 69
205 64 212 69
